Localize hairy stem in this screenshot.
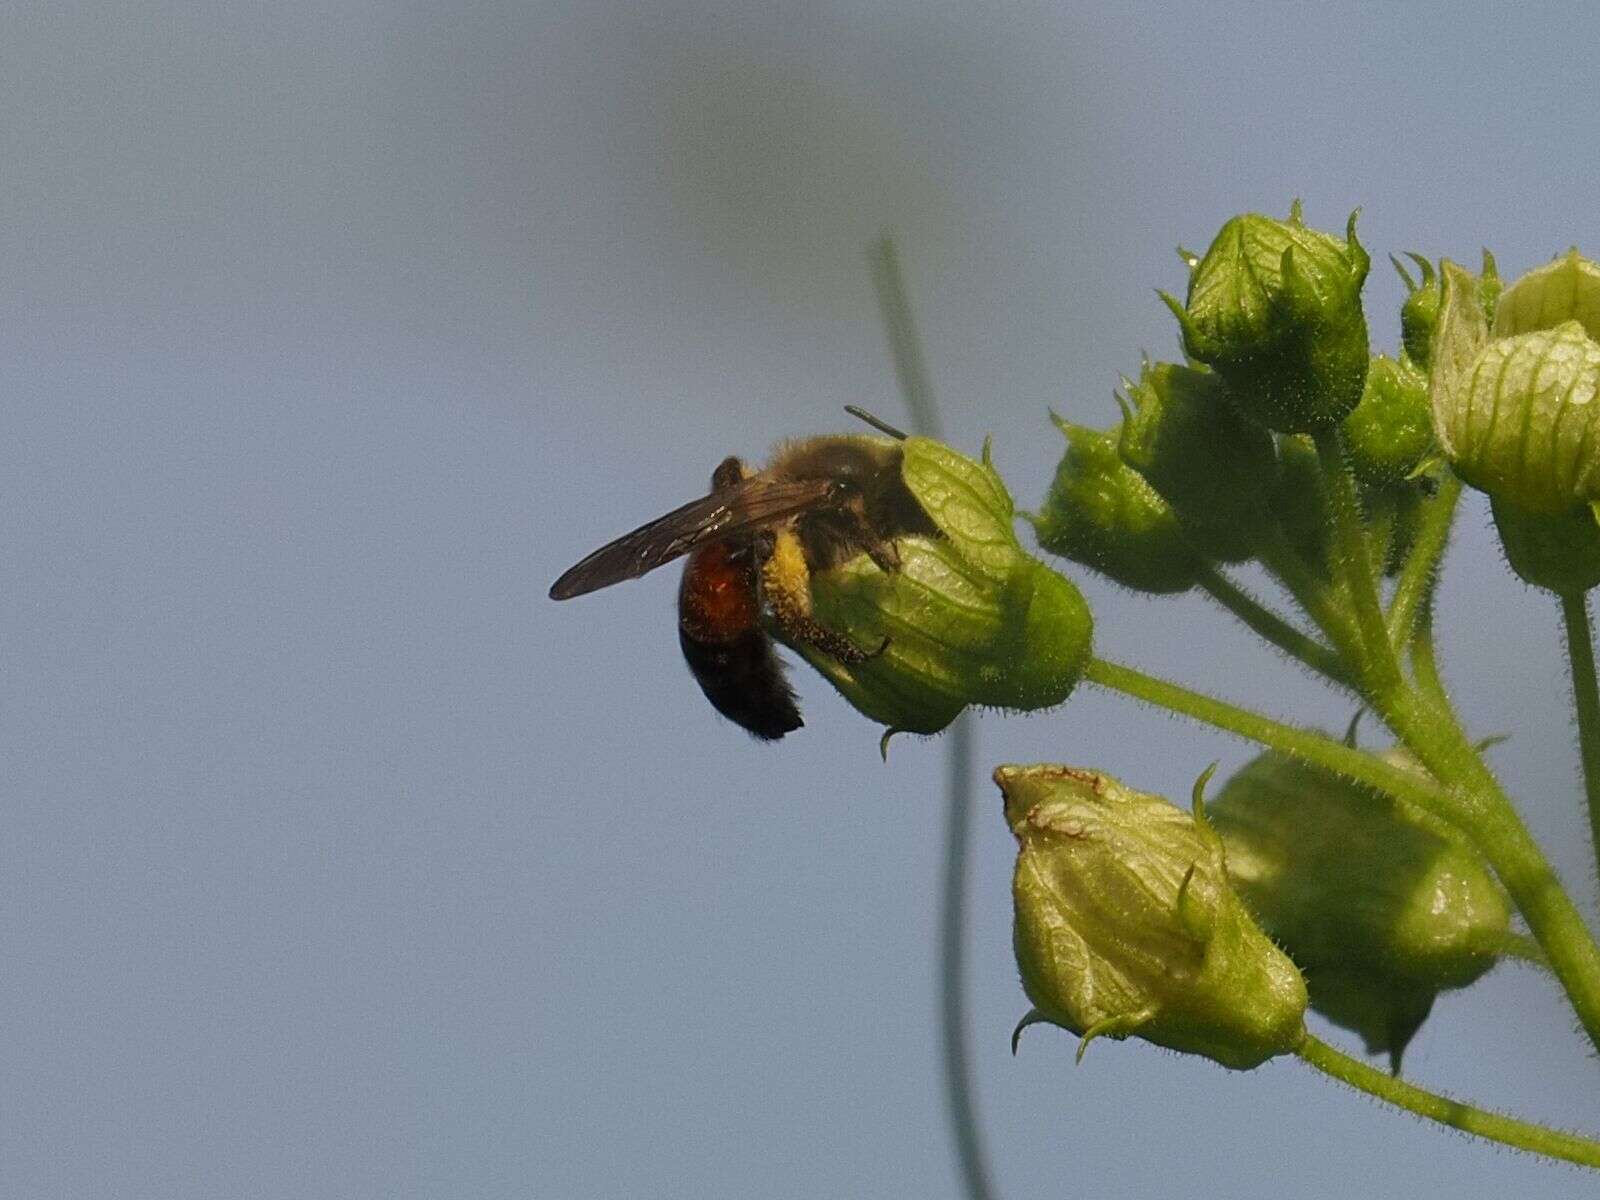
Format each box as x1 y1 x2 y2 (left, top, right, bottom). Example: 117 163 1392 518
1081 656 1447 816
1192 563 1353 688
1559 590 1600 892
1313 429 1401 691
1296 1034 1600 1168
1386 472 1463 649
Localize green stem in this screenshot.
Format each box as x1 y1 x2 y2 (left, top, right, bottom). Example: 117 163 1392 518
869 235 997 1200
1386 472 1463 649
1408 611 1452 717
1373 676 1600 1054
1498 930 1553 971
1087 653 1600 1051
1559 589 1600 888
1313 429 1401 691
1081 657 1447 817
1296 1034 1600 1168
1257 524 1362 658
1191 564 1353 688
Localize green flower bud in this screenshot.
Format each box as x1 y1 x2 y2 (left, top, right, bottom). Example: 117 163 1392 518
1001 765 1307 1070
1494 248 1600 341
1445 319 1600 515
1393 250 1499 368
801 437 1093 735
1491 495 1600 595
1116 360 1278 561
1341 355 1433 487
1031 417 1200 593
1163 203 1371 433
1208 750 1511 1069
1391 252 1440 369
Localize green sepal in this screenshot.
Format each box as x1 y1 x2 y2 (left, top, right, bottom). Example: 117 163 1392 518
800 437 1093 734
1393 251 1440 369
1001 765 1307 1071
1342 355 1433 487
1116 360 1278 562
1493 247 1600 341
1207 750 1511 1062
1176 206 1372 433
1446 320 1600 514
1032 416 1201 593
1491 495 1600 595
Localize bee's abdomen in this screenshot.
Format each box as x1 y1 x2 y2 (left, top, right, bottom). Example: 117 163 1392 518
679 541 802 740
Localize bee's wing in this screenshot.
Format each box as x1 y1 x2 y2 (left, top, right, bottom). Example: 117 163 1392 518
548 476 838 600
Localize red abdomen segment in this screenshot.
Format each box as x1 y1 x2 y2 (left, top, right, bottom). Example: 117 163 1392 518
678 540 802 740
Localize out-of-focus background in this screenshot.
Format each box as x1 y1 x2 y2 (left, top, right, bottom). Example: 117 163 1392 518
4 3 1598 1196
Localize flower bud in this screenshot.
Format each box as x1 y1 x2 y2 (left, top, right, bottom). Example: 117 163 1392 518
801 437 1093 734
1491 495 1600 595
1392 252 1440 369
1341 355 1433 487
1116 360 1278 561
1393 250 1499 368
1163 203 1371 433
1208 750 1511 1068
1030 416 1200 593
1001 764 1307 1070
1494 248 1600 341
1444 319 1600 515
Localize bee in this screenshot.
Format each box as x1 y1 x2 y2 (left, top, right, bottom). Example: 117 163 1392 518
548 409 937 738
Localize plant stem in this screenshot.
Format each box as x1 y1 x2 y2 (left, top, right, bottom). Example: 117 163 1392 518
1386 472 1463 649
1296 1034 1600 1168
1313 429 1401 691
1081 656 1446 816
1192 564 1353 688
1559 589 1600 886
1498 930 1553 971
1256 524 1362 658
1086 653 1600 1050
1408 611 1452 717
1369 665 1600 1054
869 234 996 1200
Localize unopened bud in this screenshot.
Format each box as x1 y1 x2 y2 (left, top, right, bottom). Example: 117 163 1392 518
1031 417 1200 593
1341 355 1433 487
1002 765 1307 1070
1117 360 1277 561
1163 203 1371 433
801 437 1093 734
1208 750 1510 1068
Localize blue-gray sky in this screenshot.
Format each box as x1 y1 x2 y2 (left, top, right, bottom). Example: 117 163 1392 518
4 2 1599 1196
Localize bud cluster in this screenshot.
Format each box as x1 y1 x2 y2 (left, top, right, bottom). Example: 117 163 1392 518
1034 203 1451 598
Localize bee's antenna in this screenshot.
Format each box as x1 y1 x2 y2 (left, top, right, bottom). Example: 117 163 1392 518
844 405 909 441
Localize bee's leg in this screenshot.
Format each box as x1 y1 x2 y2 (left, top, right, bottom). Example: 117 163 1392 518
761 526 889 664
864 537 902 574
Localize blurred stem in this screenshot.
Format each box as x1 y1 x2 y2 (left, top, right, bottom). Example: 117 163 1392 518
1559 590 1600 889
1386 473 1463 649
870 234 996 1200
1296 1034 1600 1167
1191 563 1353 688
